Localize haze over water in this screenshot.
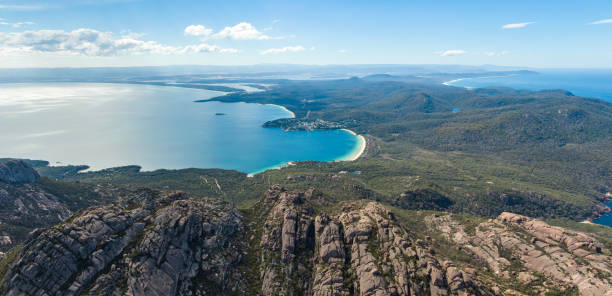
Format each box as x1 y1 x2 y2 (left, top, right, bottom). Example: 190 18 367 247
448 70 612 102
0 83 361 174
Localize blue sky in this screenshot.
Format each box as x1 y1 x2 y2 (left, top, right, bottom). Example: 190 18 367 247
0 0 611 68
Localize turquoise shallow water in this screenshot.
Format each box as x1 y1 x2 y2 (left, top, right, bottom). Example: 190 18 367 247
0 83 360 174
447 69 612 102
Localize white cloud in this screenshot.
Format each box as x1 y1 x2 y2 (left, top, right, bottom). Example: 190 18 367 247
0 28 238 56
213 22 271 40
337 49 347 53
588 19 612 25
439 49 467 57
485 50 509 57
0 20 35 28
185 22 284 40
502 22 535 29
0 4 45 10
184 25 212 38
260 45 306 55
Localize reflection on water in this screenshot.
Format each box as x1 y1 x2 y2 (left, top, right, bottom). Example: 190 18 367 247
0 83 359 174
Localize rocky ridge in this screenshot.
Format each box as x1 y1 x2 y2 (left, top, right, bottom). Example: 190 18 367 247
0 160 125 252
0 161 71 251
0 190 244 296
257 185 489 295
1 185 611 295
426 212 612 295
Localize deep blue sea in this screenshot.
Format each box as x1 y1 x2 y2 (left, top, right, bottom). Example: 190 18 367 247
449 70 612 227
447 69 612 102
0 83 362 174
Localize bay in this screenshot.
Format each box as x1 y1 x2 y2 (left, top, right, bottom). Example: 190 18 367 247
0 83 361 174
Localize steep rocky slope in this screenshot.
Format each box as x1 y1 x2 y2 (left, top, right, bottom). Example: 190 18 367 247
0 190 244 296
0 160 121 252
1 185 611 295
0 161 71 252
0 160 40 184
256 185 488 295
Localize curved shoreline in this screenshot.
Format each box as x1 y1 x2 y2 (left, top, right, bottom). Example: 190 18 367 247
269 104 296 118
339 129 367 161
247 128 367 177
442 78 465 86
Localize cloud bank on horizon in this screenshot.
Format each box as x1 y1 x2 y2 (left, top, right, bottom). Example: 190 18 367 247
0 28 240 56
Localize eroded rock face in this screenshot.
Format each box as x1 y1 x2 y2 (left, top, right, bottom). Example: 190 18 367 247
0 191 244 296
259 185 489 296
2 185 611 296
0 181 72 251
259 185 316 295
0 174 126 251
427 212 612 296
0 160 40 184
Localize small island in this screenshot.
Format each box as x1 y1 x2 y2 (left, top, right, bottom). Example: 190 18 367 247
215 113 226 116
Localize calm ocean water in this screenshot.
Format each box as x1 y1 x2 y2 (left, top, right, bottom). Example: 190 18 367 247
0 83 360 174
448 69 612 102
594 201 612 227
449 70 612 227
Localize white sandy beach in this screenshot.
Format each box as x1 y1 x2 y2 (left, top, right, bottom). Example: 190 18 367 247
442 78 465 86
340 129 367 161
247 129 366 177
270 104 296 118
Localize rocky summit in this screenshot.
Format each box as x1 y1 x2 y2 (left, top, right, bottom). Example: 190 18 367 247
0 185 611 295
0 160 40 184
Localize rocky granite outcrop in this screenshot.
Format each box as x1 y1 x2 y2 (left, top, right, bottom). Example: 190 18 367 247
258 185 489 296
0 160 67 251
0 160 40 184
0 165 123 251
0 180 72 251
0 191 244 296
426 212 612 296
2 185 611 295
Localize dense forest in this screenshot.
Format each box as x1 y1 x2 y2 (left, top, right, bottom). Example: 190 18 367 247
37 74 612 223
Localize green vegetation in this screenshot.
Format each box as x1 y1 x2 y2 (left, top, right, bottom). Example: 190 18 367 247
204 77 612 220
0 244 22 285
31 76 612 232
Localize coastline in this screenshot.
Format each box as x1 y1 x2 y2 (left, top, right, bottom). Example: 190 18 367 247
339 129 367 161
247 128 367 177
194 97 361 177
442 73 521 88
269 104 296 118
442 78 465 86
